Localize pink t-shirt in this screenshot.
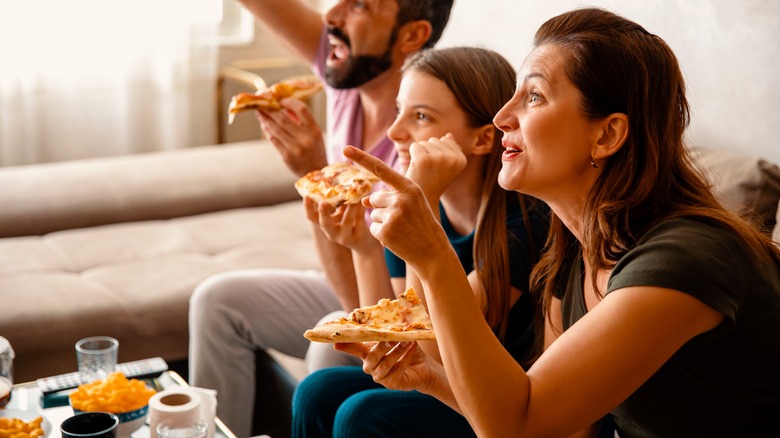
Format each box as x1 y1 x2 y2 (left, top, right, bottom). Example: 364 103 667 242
311 28 398 169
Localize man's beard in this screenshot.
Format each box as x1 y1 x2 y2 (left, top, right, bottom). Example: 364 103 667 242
325 26 397 89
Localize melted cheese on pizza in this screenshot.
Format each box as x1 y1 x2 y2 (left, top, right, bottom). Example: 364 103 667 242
295 162 378 206
341 288 432 332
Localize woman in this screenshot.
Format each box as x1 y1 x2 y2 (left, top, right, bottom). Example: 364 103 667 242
339 8 780 437
294 47 550 437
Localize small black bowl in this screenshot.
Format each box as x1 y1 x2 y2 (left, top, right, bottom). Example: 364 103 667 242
61 412 119 438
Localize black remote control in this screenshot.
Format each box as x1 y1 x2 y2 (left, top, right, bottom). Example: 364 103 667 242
36 356 168 395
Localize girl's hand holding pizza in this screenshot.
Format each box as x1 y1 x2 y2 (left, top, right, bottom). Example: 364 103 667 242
343 146 452 268
406 133 467 203
304 197 374 253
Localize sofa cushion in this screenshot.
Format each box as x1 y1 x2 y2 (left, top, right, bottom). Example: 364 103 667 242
0 141 300 238
689 146 780 232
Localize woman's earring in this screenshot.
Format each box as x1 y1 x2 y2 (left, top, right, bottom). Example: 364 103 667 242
591 158 599 168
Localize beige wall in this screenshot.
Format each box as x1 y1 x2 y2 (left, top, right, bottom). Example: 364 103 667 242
437 0 780 164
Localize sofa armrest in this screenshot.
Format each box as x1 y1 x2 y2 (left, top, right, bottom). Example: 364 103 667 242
0 140 300 237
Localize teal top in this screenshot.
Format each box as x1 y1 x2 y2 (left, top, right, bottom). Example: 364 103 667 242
385 197 550 368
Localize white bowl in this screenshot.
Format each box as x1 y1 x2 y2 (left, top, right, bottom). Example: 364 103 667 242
114 405 149 438
0 408 52 437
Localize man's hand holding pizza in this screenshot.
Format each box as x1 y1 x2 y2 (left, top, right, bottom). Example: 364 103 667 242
257 97 327 177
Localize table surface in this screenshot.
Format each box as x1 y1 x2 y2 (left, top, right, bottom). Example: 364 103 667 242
6 371 236 438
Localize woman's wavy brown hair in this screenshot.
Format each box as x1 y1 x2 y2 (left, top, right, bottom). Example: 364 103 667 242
403 47 540 356
528 8 780 327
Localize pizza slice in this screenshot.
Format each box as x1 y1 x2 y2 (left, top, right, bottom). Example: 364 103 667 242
295 161 379 207
227 76 323 124
304 287 436 343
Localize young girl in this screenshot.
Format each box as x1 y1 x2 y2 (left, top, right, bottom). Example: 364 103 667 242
294 47 550 437
341 8 780 437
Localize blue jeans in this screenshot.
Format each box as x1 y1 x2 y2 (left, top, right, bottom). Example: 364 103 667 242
292 366 476 438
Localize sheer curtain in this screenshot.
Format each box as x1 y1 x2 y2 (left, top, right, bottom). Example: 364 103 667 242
0 0 221 166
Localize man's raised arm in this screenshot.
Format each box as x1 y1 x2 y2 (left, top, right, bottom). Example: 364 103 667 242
237 0 324 63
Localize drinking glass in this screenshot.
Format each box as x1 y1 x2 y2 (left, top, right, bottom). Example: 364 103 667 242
156 420 208 438
76 336 119 383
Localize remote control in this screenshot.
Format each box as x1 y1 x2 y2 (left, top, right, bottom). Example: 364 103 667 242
36 356 169 395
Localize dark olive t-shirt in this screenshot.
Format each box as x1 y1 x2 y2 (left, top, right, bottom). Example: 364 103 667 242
556 218 780 437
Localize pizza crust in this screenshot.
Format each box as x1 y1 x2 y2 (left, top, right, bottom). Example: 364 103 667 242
304 323 436 343
304 287 436 343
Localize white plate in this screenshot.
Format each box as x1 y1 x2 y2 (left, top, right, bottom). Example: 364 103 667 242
0 408 53 437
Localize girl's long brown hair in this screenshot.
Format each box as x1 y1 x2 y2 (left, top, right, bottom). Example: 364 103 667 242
528 8 780 328
403 48 540 354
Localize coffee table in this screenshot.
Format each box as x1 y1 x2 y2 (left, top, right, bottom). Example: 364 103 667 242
6 371 237 438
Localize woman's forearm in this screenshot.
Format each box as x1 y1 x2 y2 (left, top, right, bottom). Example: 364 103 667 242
412 249 531 437
417 357 463 415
